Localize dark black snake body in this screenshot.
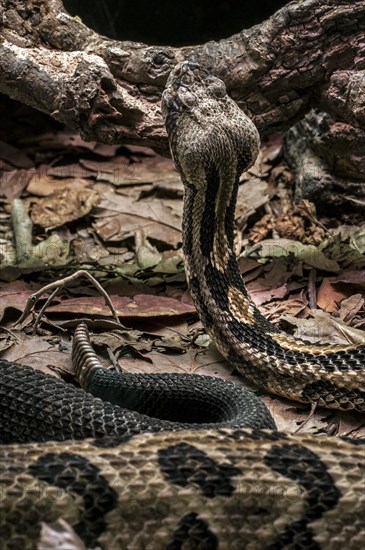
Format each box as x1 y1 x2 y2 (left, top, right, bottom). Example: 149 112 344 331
0 357 274 445
0 62 364 549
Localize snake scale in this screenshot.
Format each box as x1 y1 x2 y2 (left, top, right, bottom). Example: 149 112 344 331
0 62 364 549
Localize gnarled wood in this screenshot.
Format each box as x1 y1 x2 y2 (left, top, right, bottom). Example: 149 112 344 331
0 0 364 153
285 110 365 214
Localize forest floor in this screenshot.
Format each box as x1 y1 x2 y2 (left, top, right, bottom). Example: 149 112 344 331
0 96 364 439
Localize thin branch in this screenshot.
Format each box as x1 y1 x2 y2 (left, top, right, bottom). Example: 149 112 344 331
13 270 123 328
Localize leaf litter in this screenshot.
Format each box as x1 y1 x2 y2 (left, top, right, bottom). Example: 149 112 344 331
0 98 364 440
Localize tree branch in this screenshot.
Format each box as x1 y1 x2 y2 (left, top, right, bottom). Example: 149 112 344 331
1 0 364 153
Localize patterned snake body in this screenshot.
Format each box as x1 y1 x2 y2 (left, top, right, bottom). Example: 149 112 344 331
162 62 365 412
0 62 364 549
1 430 364 550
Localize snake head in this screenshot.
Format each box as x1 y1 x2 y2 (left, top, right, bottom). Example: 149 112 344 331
161 62 228 133
161 61 260 181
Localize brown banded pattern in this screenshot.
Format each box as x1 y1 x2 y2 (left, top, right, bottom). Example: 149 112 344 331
162 61 365 411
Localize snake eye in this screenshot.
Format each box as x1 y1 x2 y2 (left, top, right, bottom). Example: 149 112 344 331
162 91 178 110
161 91 180 121
206 77 226 98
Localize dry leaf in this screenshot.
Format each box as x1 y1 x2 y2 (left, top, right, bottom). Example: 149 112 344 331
236 178 269 226
261 297 309 324
135 229 162 269
27 173 92 197
316 277 350 312
46 294 195 319
349 228 365 254
338 294 364 323
262 396 330 434
118 344 249 388
320 234 365 270
327 411 365 439
282 309 365 345
79 155 134 185
38 519 88 550
248 282 288 306
0 336 69 376
47 163 95 179
251 238 340 272
332 270 365 288
0 281 35 322
31 187 99 228
0 168 33 199
94 192 182 246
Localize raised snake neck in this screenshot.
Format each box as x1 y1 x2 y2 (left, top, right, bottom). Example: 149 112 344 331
162 61 365 412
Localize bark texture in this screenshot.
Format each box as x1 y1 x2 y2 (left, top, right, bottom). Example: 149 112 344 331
0 0 364 154
285 110 365 214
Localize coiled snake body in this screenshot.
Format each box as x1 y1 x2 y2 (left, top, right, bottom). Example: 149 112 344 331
0 62 364 549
